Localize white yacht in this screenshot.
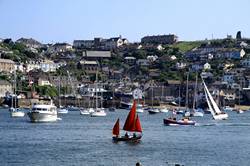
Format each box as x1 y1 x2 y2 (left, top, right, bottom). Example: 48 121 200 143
27 103 57 122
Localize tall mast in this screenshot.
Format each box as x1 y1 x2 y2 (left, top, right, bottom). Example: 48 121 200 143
95 70 98 109
14 70 17 108
185 71 189 109
192 73 198 110
58 76 61 107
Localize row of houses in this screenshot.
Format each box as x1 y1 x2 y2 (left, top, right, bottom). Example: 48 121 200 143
186 47 246 61
73 36 129 50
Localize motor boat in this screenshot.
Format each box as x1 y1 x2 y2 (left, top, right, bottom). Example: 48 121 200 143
27 103 57 122
163 117 196 126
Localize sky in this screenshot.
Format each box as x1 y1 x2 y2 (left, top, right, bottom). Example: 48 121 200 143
0 0 250 44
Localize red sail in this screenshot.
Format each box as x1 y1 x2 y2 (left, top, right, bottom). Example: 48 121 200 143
134 115 142 132
112 118 120 136
123 100 137 131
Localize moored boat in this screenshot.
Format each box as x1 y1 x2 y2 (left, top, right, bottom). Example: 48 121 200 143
27 103 57 122
57 107 68 114
10 108 25 117
91 108 107 117
148 108 160 114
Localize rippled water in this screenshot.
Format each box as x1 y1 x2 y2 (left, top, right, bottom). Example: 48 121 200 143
1 109 250 166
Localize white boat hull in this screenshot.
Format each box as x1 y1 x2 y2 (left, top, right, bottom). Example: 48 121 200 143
136 108 144 113
11 111 25 117
192 111 204 117
91 109 107 117
27 112 58 122
159 108 169 113
80 109 90 115
57 108 68 114
213 113 228 120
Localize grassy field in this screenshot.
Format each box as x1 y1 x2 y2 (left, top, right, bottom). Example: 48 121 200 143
172 41 204 52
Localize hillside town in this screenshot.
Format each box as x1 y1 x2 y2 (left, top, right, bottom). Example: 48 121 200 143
1 31 250 108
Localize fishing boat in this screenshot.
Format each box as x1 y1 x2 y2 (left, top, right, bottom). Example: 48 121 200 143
163 117 196 126
203 78 228 120
112 101 142 142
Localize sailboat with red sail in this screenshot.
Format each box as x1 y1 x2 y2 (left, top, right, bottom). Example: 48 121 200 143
112 100 143 142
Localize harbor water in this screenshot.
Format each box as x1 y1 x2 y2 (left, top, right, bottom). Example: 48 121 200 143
1 109 250 166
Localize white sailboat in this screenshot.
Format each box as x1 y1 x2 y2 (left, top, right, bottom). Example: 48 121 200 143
91 72 106 117
148 86 160 114
203 79 228 120
57 76 68 114
190 73 204 117
9 70 25 118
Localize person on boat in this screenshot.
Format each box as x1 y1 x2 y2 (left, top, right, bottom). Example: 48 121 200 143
125 132 129 138
133 133 136 138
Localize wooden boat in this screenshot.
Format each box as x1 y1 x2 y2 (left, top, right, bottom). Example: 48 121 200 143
163 117 196 126
112 101 142 142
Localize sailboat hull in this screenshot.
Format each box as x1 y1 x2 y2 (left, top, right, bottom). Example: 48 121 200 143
112 135 142 142
213 113 228 120
11 111 25 117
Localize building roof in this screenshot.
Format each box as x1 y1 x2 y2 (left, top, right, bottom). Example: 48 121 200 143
0 58 15 64
0 80 11 85
79 60 98 65
84 51 111 58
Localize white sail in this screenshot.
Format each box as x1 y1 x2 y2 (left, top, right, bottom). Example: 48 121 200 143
204 88 215 116
203 80 221 114
202 79 228 120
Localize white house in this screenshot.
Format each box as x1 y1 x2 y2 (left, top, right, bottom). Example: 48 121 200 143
49 43 72 53
38 78 52 86
0 80 12 97
203 62 211 70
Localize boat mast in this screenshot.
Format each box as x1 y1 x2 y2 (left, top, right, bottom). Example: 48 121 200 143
178 85 181 110
14 70 17 108
192 73 198 110
95 71 98 109
185 71 189 109
58 76 61 107
151 86 153 108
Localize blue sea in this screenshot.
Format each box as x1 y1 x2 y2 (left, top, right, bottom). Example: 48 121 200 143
1 109 250 166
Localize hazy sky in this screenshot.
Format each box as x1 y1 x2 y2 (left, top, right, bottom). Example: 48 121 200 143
0 0 250 43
